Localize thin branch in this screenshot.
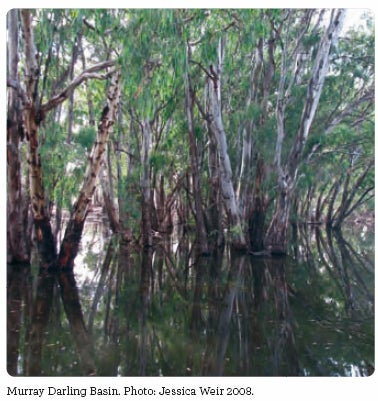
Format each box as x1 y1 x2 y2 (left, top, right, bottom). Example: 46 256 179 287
324 89 374 136
343 187 374 219
189 59 214 80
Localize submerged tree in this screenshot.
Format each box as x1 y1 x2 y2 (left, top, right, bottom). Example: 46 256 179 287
265 9 346 253
7 8 374 263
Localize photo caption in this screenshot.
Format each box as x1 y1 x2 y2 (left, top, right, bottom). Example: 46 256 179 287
6 385 255 398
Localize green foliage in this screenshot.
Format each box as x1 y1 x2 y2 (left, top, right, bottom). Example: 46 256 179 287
14 9 375 238
75 126 96 150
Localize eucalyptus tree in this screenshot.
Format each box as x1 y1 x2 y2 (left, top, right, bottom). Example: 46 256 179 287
262 9 347 254
299 14 375 229
7 9 120 269
7 9 30 263
7 8 375 263
181 9 251 250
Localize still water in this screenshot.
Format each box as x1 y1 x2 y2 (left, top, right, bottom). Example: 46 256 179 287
7 224 374 376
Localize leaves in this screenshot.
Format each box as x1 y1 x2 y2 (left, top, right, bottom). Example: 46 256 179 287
10 9 374 241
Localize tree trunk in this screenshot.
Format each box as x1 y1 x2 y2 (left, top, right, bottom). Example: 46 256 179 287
265 9 346 254
58 71 121 270
7 9 30 263
100 145 121 234
141 119 153 247
66 33 81 144
206 121 224 248
21 9 57 269
185 53 209 255
248 156 268 252
207 38 247 250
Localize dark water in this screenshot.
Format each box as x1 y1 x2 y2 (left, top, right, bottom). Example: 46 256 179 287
7 224 374 376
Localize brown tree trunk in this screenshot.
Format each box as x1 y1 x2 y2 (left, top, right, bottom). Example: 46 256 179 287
248 156 268 252
20 9 57 269
58 71 121 270
185 51 209 255
7 9 30 263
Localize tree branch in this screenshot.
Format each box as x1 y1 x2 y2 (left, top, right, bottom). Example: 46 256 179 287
324 88 374 135
41 60 117 114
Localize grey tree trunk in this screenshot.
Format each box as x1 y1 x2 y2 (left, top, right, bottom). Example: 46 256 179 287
141 119 153 247
265 9 346 254
207 38 247 250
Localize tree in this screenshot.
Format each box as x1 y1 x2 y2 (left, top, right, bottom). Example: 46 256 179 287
6 10 120 270
7 9 30 263
265 9 346 254
7 9 374 262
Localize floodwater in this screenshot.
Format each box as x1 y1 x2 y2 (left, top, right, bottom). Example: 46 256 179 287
7 223 374 376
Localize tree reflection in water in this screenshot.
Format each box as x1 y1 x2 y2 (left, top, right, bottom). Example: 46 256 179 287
7 226 374 376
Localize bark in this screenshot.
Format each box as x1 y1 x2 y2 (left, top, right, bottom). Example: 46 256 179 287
21 10 57 268
207 38 247 250
206 122 224 247
152 173 164 231
248 156 268 252
185 50 209 255
100 147 121 234
141 119 153 247
240 37 270 249
58 70 121 270
66 33 81 144
7 9 30 263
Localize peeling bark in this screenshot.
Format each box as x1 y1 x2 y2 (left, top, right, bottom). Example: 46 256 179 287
20 10 56 268
58 71 121 270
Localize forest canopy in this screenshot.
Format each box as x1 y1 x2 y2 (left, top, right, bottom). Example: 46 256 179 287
6 9 374 265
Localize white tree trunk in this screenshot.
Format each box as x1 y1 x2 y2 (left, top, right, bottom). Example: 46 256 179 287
208 66 247 249
266 9 346 254
287 9 346 179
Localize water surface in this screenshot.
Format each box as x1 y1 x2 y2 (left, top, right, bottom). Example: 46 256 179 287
7 224 374 376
